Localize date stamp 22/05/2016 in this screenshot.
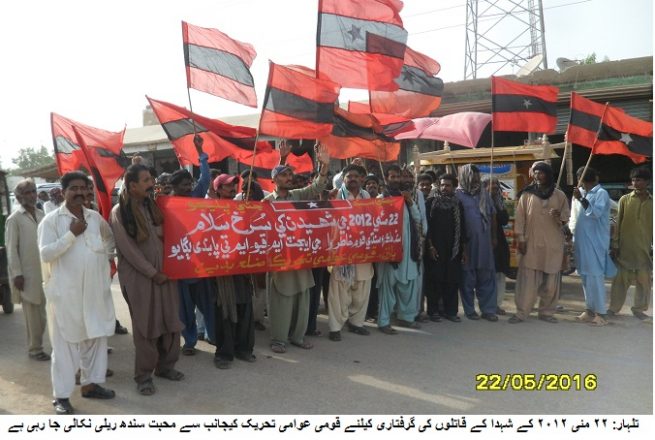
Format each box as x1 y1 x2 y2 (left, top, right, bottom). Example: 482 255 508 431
475 373 598 391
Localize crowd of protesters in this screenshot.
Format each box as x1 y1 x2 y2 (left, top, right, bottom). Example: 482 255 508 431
4 138 652 414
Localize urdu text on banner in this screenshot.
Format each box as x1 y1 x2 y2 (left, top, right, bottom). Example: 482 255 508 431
159 196 405 279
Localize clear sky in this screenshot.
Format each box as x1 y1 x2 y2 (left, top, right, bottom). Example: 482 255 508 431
0 0 652 168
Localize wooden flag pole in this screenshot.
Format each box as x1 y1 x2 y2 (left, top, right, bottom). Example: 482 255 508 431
186 87 199 137
243 131 262 201
489 78 495 194
556 132 569 189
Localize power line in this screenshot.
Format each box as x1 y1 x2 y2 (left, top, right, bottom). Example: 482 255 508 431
408 0 593 37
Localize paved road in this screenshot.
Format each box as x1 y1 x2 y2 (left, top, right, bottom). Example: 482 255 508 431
0 276 651 416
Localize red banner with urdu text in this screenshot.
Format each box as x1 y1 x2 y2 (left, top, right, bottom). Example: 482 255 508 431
158 196 404 279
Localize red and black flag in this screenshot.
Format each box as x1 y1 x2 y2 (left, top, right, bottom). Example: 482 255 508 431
568 92 606 149
236 150 314 193
320 107 400 162
259 62 340 139
596 104 652 163
492 76 559 133
147 96 271 166
568 93 649 163
347 102 414 137
50 113 128 220
370 46 443 118
182 21 257 107
316 0 408 91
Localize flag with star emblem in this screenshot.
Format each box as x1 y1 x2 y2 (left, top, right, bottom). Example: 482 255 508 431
491 76 558 133
182 21 257 107
147 96 272 166
567 92 647 163
369 47 443 118
320 107 400 161
596 104 652 163
259 62 340 139
50 112 128 220
316 0 408 91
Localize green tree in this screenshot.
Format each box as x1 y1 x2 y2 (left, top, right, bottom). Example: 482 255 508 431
11 145 55 170
582 53 597 64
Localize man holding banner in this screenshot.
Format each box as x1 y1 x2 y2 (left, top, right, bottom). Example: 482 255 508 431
169 136 215 356
264 144 331 353
111 164 184 396
327 164 374 342
212 174 256 369
376 165 423 335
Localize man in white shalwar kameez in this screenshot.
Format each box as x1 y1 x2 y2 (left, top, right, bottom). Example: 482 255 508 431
327 164 374 341
38 172 116 415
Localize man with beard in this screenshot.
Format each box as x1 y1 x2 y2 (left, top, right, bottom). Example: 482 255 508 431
425 174 466 322
169 136 214 356
212 174 256 368
482 176 511 315
6 180 49 360
608 166 652 320
456 164 498 322
264 144 331 353
376 165 423 334
571 167 614 327
327 164 373 341
110 164 184 395
509 162 569 324
38 172 116 414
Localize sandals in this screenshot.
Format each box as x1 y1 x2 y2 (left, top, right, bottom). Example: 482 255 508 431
154 369 185 381
290 340 313 350
378 325 398 335
508 315 523 324
29 352 51 361
305 329 323 337
589 315 608 327
347 325 370 336
397 320 421 329
538 315 558 324
182 347 196 356
576 311 594 322
271 343 286 354
137 379 156 396
329 331 342 341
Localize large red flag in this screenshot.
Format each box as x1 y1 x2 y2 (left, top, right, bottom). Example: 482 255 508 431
595 104 652 163
50 113 127 219
370 47 443 118
567 92 646 163
320 107 400 161
316 0 408 91
259 63 340 139
147 96 271 166
492 76 559 133
347 101 414 137
182 21 257 107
